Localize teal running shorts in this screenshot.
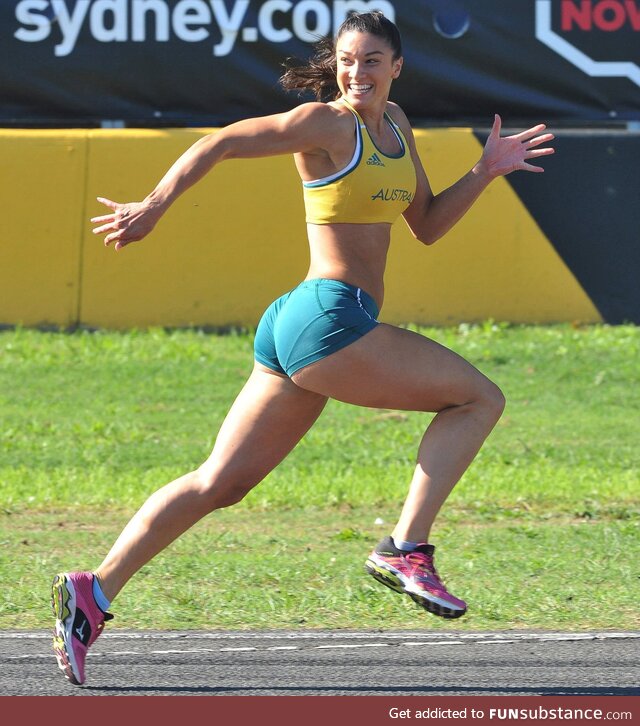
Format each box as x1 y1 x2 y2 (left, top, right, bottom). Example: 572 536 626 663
254 278 379 377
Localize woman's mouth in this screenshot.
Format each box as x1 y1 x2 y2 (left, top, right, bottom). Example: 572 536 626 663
349 84 373 95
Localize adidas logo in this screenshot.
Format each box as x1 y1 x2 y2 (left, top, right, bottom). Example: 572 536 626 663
366 153 385 167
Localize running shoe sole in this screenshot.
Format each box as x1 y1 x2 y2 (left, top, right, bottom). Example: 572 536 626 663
365 558 466 619
51 573 82 685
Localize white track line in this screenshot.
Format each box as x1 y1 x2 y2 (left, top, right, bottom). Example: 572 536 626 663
3 631 638 641
1 631 638 662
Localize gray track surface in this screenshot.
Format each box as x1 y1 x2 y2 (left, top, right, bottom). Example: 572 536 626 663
1 630 638 696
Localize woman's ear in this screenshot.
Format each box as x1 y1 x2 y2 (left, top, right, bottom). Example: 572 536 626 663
392 56 403 79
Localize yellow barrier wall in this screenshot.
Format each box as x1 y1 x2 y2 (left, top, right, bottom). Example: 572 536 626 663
1 128 601 329
0 130 88 327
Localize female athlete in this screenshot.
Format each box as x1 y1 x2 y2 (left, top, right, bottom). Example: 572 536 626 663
51 11 554 685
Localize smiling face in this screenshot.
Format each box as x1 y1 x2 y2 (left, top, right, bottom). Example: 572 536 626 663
335 31 403 112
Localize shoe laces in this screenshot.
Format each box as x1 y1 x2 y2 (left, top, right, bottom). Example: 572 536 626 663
404 551 445 586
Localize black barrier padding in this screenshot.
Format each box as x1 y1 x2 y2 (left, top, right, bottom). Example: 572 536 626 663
474 131 640 324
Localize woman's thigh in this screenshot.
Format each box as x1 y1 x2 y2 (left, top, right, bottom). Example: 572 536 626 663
200 364 328 489
291 323 502 412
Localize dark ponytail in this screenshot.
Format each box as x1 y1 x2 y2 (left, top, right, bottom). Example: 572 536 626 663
279 12 402 102
280 36 339 102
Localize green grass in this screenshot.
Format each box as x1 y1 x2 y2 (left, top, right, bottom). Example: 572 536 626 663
1 324 638 630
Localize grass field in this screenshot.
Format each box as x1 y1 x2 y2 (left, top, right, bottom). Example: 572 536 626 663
1 324 638 631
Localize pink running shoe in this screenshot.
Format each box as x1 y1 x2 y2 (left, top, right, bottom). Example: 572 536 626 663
51 572 113 685
365 536 467 619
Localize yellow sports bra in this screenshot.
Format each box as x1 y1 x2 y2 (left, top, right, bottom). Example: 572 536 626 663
303 98 417 225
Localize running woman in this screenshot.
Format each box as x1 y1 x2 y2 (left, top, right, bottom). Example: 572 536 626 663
51 12 554 685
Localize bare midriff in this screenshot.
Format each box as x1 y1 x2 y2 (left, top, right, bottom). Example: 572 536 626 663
305 222 392 311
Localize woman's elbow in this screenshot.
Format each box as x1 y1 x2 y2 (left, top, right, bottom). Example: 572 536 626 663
404 207 439 246
419 232 439 246
408 224 439 246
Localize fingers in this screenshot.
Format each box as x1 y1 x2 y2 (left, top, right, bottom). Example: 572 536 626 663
108 236 130 251
527 147 555 158
91 211 121 239
92 197 119 243
513 124 555 172
489 113 502 138
521 147 555 173
521 162 545 173
492 117 554 145
114 238 136 251
524 132 555 150
103 231 121 247
92 197 135 249
92 221 116 235
104 229 138 249
90 213 115 224
92 215 127 248
96 196 119 210
511 123 547 142
523 144 555 170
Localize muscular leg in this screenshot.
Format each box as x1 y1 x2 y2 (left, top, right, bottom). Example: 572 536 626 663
95 365 327 601
292 323 505 543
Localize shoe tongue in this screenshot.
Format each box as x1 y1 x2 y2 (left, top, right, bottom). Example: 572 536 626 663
413 543 435 556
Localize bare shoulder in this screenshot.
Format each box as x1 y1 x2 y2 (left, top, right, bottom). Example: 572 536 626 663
287 101 352 130
385 101 414 137
286 101 357 153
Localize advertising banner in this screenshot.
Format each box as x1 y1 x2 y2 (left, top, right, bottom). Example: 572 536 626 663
2 0 639 125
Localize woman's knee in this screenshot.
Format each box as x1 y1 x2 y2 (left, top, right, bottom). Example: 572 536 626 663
192 464 258 510
432 367 505 419
476 378 506 421
439 374 505 422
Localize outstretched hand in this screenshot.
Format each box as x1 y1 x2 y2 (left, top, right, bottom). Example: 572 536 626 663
91 197 161 250
479 115 555 178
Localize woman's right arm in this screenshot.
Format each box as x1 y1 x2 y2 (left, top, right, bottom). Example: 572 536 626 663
92 103 336 250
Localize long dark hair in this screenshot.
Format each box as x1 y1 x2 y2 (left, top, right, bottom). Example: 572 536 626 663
279 12 402 102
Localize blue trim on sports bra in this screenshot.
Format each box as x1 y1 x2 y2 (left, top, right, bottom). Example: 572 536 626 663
369 114 405 159
303 110 363 189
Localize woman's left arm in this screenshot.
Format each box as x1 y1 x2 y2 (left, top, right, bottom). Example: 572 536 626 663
399 111 555 246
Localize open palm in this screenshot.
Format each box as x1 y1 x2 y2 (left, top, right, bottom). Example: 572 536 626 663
481 114 555 177
91 197 161 250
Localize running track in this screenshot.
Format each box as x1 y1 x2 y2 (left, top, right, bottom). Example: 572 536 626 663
1 630 639 696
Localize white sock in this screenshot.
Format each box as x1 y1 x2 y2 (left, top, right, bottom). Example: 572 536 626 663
92 575 111 612
392 537 423 552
